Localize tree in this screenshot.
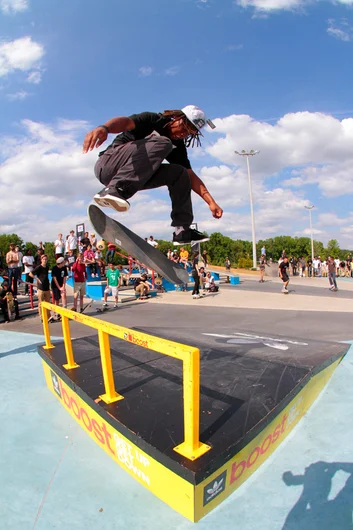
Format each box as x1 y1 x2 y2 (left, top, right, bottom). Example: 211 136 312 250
326 239 340 258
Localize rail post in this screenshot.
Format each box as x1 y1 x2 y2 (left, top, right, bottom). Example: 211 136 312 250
173 348 211 460
62 316 80 370
98 329 124 404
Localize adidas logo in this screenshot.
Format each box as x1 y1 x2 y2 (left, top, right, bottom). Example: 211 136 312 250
207 478 224 496
203 471 227 505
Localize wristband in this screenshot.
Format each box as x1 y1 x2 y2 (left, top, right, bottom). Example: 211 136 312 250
98 125 110 133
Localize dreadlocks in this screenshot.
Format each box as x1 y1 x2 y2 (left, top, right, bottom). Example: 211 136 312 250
161 110 203 148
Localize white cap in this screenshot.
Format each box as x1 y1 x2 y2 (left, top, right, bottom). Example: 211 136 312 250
181 105 216 131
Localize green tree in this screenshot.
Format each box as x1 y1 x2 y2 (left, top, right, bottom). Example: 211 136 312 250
326 239 340 258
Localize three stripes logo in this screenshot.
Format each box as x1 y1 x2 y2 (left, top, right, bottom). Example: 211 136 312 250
203 470 227 506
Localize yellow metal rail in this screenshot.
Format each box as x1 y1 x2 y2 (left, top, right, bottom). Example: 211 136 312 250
41 301 211 460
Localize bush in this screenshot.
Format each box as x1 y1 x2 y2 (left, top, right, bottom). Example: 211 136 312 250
237 257 253 269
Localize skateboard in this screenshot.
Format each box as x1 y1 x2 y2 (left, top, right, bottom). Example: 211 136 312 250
88 205 189 285
6 292 16 321
71 299 93 314
96 305 119 312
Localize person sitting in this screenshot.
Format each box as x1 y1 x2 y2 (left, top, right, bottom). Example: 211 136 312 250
0 281 20 322
179 247 189 269
84 244 98 277
134 273 152 299
205 271 219 292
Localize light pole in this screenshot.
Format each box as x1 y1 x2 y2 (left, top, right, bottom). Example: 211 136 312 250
234 149 260 269
304 205 315 263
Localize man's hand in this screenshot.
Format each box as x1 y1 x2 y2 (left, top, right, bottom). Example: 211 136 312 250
209 202 223 219
83 127 108 153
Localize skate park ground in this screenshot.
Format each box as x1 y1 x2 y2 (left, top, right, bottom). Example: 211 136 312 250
1 271 353 529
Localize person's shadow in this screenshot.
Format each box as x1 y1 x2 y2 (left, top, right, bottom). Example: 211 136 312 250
282 461 353 529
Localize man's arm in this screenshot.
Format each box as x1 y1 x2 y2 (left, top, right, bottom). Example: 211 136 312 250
187 169 223 219
83 117 136 153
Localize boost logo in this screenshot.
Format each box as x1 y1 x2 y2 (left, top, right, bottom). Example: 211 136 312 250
203 470 227 506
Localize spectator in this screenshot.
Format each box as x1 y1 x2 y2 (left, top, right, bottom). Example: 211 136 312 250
179 247 189 269
84 244 98 277
307 257 313 277
6 243 19 297
261 245 266 256
327 256 338 292
80 232 90 252
71 253 87 312
106 242 116 264
90 232 97 251
191 250 201 299
66 249 76 272
67 230 78 256
95 247 105 277
259 254 266 283
30 254 51 321
134 273 152 299
23 249 35 295
299 257 306 277
0 281 20 322
54 234 64 259
225 257 231 271
147 236 158 248
205 271 219 292
15 245 23 282
198 266 206 292
50 257 68 319
117 264 130 286
34 248 44 267
103 263 120 307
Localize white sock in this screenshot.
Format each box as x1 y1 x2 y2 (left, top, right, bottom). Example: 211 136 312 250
174 226 185 235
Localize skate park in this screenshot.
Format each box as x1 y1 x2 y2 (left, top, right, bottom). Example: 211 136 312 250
2 269 353 529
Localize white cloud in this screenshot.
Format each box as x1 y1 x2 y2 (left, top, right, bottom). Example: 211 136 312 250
236 0 353 12
327 18 352 41
164 66 180 76
0 0 28 14
0 36 44 78
138 66 153 77
225 44 243 51
3 110 353 247
26 70 42 84
6 89 29 101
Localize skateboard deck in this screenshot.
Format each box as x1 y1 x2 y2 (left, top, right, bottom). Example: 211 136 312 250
6 292 16 321
88 205 189 285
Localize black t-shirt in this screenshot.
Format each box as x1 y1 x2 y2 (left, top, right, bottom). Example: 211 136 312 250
192 257 199 272
279 261 289 276
102 112 191 169
80 237 90 250
32 265 50 291
51 265 68 288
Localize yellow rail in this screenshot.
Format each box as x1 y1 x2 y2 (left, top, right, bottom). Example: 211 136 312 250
41 301 211 461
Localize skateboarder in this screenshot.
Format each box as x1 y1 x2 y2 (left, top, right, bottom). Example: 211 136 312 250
279 257 290 293
83 105 223 244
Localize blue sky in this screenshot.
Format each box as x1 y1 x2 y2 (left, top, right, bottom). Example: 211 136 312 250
1 0 353 247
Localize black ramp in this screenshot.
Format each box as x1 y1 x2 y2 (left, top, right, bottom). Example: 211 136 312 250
88 205 189 285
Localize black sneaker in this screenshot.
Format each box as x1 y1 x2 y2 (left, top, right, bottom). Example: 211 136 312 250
93 187 130 212
173 228 209 245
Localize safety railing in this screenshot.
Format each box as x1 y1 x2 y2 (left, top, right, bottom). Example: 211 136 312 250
40 301 211 461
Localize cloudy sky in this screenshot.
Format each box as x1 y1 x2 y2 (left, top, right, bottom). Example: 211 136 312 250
1 0 353 247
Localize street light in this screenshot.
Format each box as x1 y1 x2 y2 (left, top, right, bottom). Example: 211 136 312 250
304 205 315 263
234 149 260 270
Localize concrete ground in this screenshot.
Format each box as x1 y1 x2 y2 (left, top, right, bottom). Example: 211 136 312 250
1 270 353 529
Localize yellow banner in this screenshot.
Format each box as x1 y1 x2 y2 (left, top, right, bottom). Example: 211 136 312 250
195 358 342 521
42 360 195 521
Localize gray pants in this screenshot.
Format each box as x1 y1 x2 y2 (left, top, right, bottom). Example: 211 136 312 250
94 135 193 227
328 271 337 289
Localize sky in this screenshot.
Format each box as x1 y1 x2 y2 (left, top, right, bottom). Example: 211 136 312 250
1 0 353 247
